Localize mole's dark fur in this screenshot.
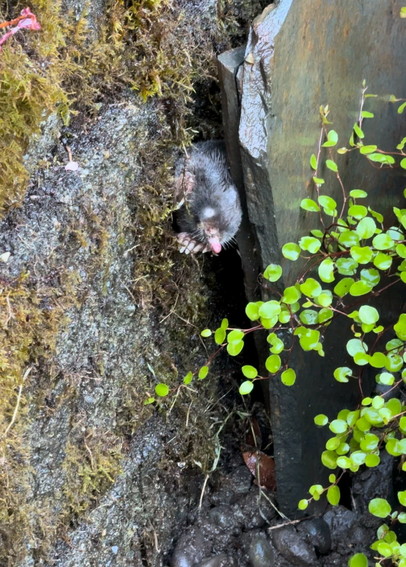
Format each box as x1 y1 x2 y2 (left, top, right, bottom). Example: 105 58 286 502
174 141 242 254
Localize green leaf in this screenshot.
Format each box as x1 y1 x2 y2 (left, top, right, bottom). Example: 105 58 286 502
282 242 301 261
321 450 337 469
318 195 337 215
267 333 285 354
310 153 317 170
338 231 360 248
348 553 368 567
350 245 373 264
372 233 395 250
373 252 392 270
265 354 282 374
201 328 212 337
298 499 309 510
333 366 352 383
315 291 333 307
282 285 301 304
155 383 170 397
336 258 358 276
314 414 328 426
394 313 406 340
245 302 262 322
356 216 376 239
298 236 322 253
241 365 258 379
300 198 320 212
398 101 406 113
359 145 378 154
259 301 281 319
228 330 244 343
327 485 341 506
198 366 209 380
329 419 348 434
353 123 364 139
214 327 226 345
369 498 391 518
401 157 406 170
347 338 368 357
365 453 380 467
300 278 322 297
239 380 254 395
368 352 387 368
360 267 380 287
349 189 368 198
398 491 406 506
322 129 339 147
367 153 395 165
334 277 355 297
318 257 335 282
376 372 394 386
360 111 374 118
318 308 334 324
281 368 296 386
295 328 321 351
263 264 283 282
144 397 155 405
227 341 244 356
312 177 325 186
299 309 319 325
183 371 193 385
326 159 338 172
349 280 373 296
349 205 368 219
358 305 379 325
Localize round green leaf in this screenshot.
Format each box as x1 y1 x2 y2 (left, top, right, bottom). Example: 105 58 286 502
358 305 379 325
259 301 281 319
314 414 328 426
282 242 301 261
376 372 394 386
373 252 392 270
350 245 373 264
318 257 335 283
263 264 283 282
360 267 380 287
348 553 368 567
394 313 406 340
336 456 352 469
349 189 368 198
282 285 301 304
360 433 379 451
321 451 337 469
300 198 320 212
318 308 334 324
239 380 254 395
300 278 322 297
333 366 352 383
365 454 380 467
329 419 348 434
349 205 368 219
155 383 170 397
267 333 285 354
265 354 282 374
245 302 262 321
198 366 209 380
299 309 319 325
347 338 368 356
227 341 244 356
281 368 296 386
183 372 193 385
338 231 360 248
334 277 355 297
201 328 212 338
214 327 226 345
336 258 358 275
356 216 376 239
349 280 373 296
372 233 395 250
327 485 340 506
369 352 387 368
369 498 391 518
398 490 406 506
298 499 309 511
242 365 258 379
298 236 322 253
310 153 317 170
359 145 378 155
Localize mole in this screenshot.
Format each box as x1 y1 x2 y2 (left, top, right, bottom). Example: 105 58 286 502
174 141 242 254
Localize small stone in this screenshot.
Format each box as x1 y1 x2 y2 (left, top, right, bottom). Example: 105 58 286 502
171 527 211 567
270 525 317 566
247 531 275 567
298 518 331 554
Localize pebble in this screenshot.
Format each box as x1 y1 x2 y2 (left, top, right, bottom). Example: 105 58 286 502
270 525 317 566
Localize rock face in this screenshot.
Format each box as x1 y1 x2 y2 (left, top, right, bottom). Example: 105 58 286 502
221 0 406 515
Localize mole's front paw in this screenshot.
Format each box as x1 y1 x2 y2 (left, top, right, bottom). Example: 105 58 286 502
177 233 209 254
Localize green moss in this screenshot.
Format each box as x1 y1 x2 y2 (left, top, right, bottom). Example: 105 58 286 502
62 431 123 518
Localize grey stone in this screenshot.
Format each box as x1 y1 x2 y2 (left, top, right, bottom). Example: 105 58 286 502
270 525 317 566
246 531 276 567
298 518 331 555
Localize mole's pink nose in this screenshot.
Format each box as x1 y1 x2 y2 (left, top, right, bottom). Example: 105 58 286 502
208 237 222 254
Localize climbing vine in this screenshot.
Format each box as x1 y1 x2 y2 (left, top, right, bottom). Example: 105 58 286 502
152 85 406 565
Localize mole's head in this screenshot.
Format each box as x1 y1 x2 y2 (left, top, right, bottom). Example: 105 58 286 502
197 206 228 254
